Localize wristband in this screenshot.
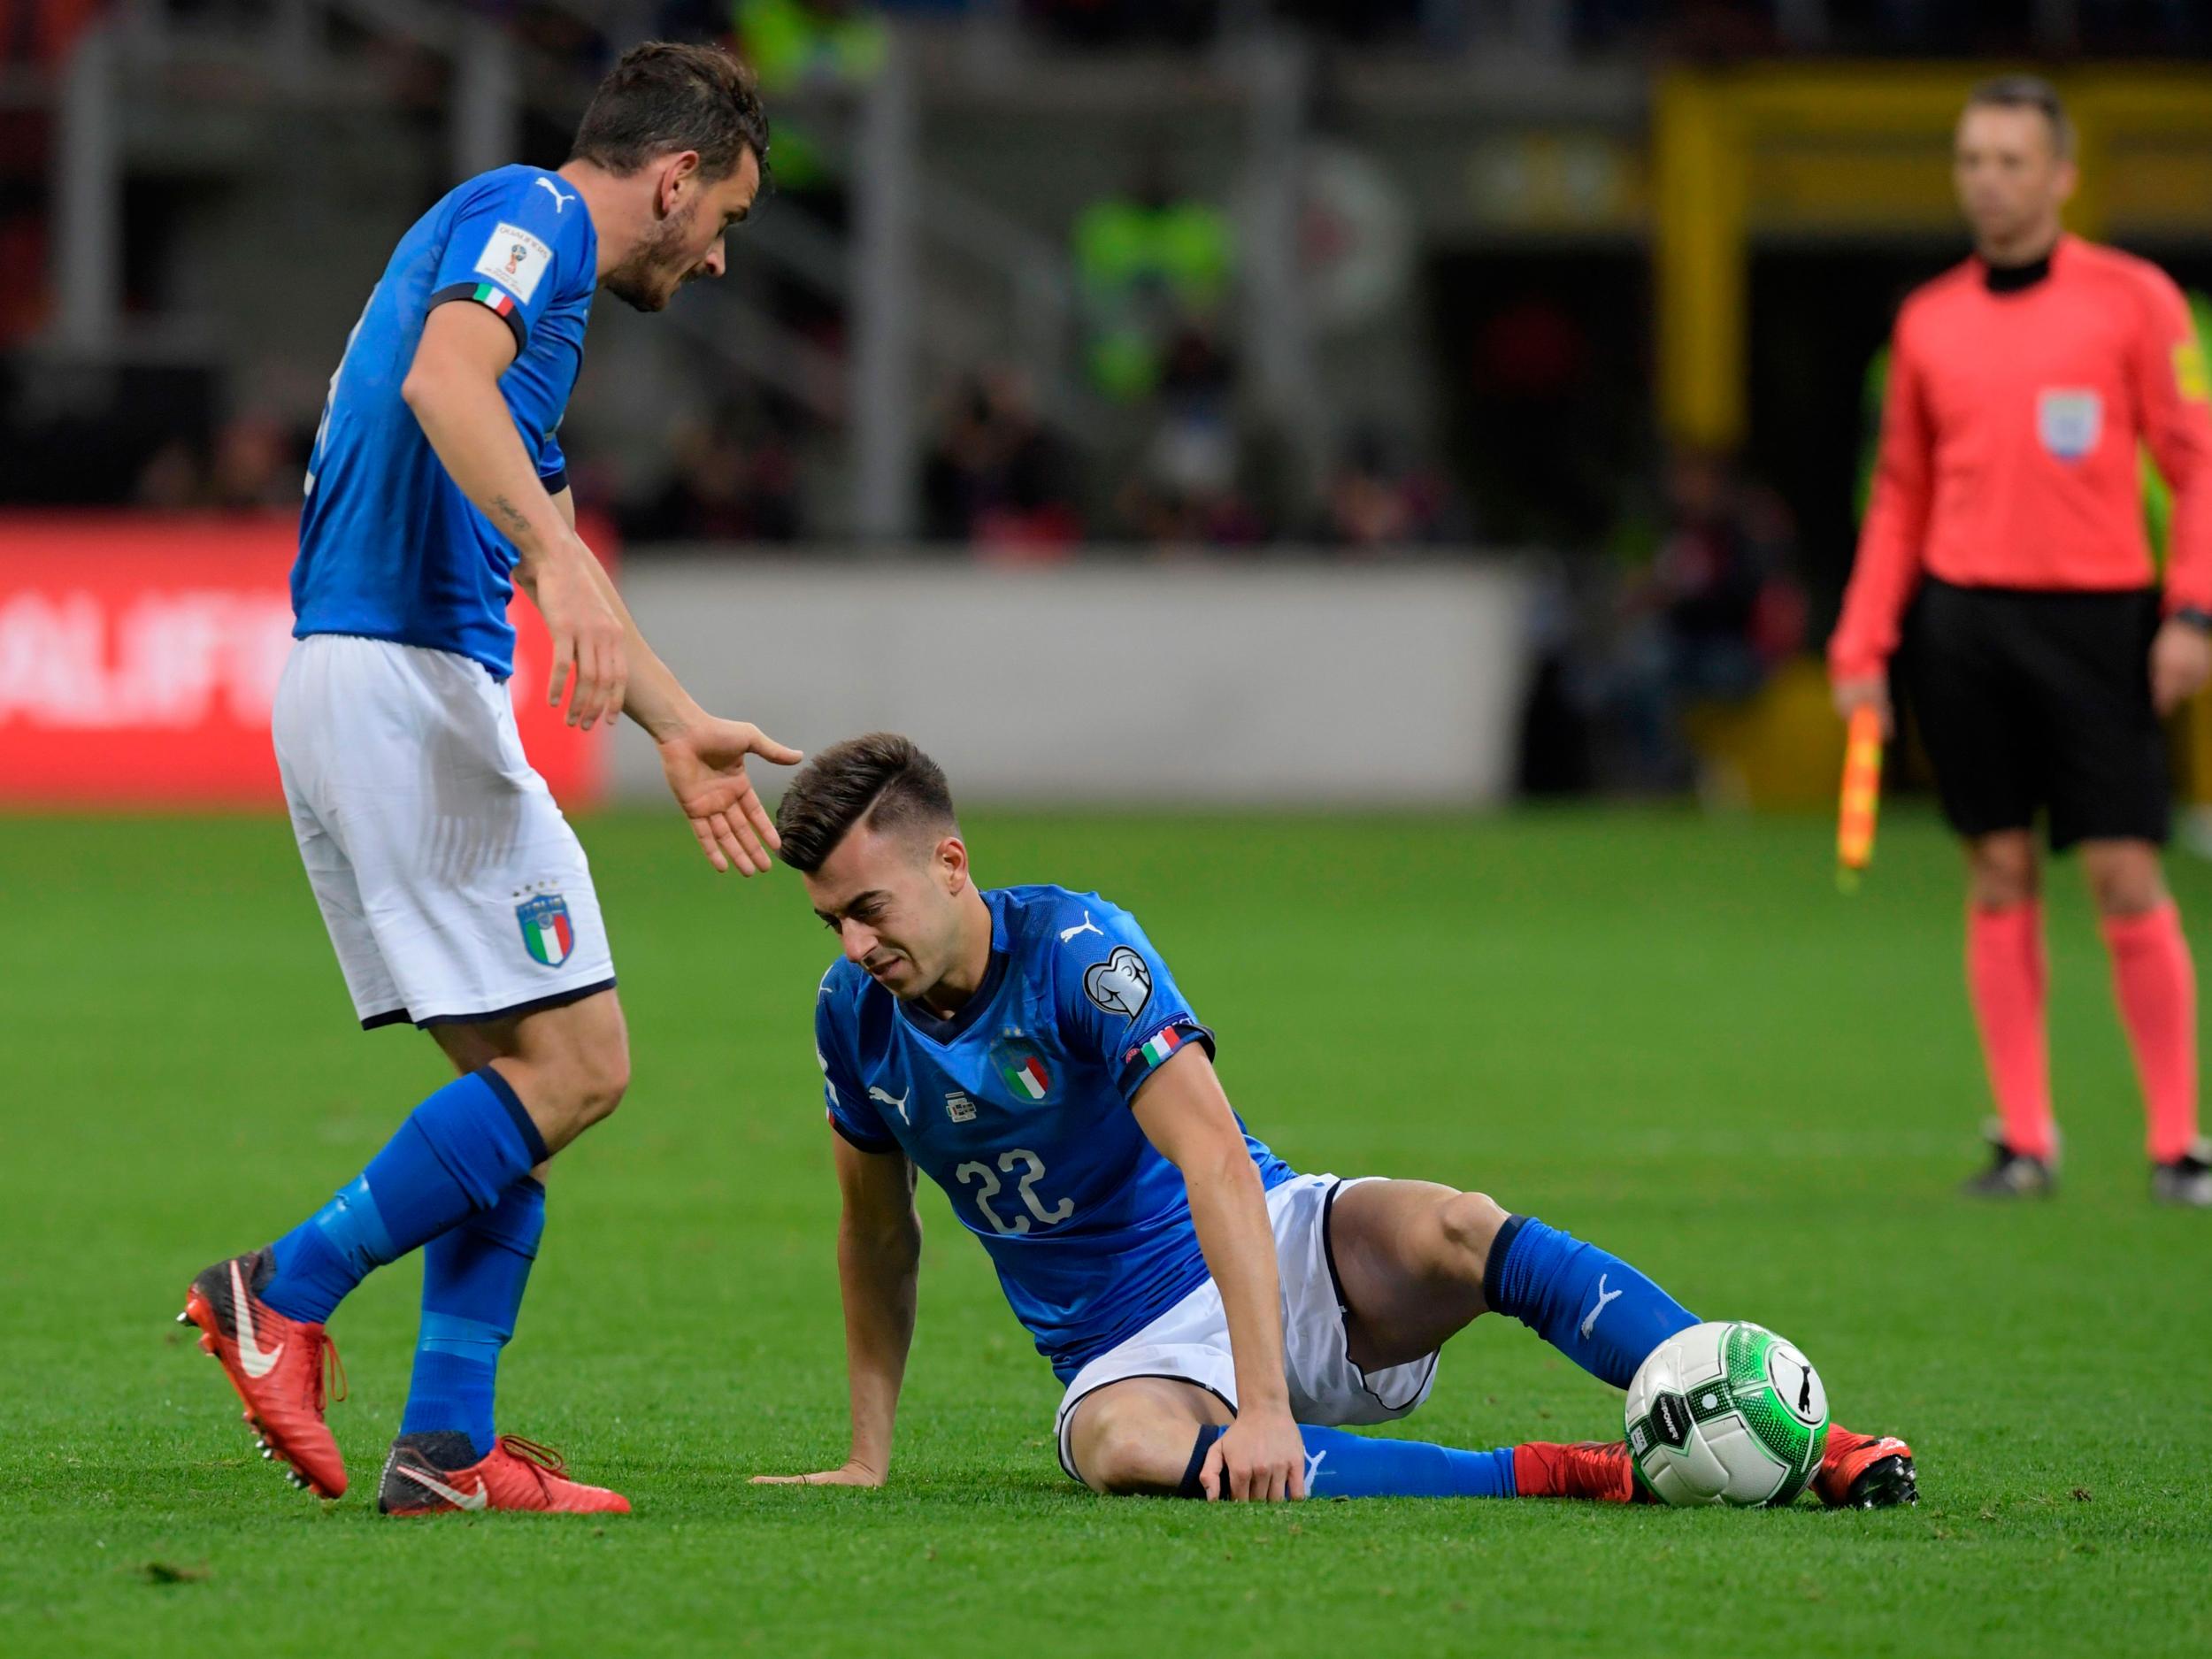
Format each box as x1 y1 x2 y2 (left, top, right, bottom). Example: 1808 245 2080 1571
2175 607 2212 634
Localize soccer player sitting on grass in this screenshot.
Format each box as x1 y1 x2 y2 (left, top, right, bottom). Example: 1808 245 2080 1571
753 735 1917 1506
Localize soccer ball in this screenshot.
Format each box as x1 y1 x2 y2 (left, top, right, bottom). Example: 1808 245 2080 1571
1624 1321 1830 1507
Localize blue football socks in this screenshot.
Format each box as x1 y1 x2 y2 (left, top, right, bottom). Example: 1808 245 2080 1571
260 1067 549 1325
1178 1424 1516 1500
401 1174 546 1458
1482 1215 1699 1388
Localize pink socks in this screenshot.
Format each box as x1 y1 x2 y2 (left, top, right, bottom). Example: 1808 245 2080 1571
2101 902 2201 1163
1967 902 2055 1161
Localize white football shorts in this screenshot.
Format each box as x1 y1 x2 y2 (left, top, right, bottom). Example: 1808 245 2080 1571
273 633 615 1030
1054 1173 1440 1483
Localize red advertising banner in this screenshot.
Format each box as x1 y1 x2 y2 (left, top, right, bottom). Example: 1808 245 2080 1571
0 513 611 808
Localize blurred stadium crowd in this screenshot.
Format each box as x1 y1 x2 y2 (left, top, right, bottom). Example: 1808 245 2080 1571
4 1 2211 796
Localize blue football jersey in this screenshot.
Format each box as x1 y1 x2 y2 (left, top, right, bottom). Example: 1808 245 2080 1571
293 164 598 679
814 885 1296 1382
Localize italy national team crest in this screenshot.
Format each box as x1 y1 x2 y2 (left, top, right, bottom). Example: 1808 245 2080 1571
517 894 575 968
2037 388 2102 461
992 1037 1054 1103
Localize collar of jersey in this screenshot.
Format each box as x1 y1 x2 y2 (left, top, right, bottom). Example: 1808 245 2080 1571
894 890 1014 1047
1981 233 2066 295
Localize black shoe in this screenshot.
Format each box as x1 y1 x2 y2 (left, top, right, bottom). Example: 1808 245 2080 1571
376 1431 484 1515
1815 1429 1918 1509
1960 1125 2055 1198
1839 1452 1919 1509
2151 1140 2212 1208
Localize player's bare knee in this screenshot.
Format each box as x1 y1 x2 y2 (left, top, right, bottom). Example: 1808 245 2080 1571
517 1044 628 1141
1081 1420 1186 1496
1435 1190 1509 1285
572 1044 631 1127
1966 835 2038 910
523 997 631 1131
2091 876 2165 919
1968 866 2037 910
1073 1395 1194 1496
2083 845 2165 918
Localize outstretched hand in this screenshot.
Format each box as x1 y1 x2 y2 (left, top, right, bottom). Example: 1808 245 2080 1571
657 718 803 874
749 1459 884 1488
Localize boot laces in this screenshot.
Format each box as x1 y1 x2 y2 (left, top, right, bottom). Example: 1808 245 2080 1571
304 1328 348 1415
495 1434 570 1491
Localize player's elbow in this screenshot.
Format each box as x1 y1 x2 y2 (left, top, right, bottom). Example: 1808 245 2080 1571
398 360 434 411
1186 1140 1265 1205
879 1209 923 1266
399 355 464 422
845 1205 922 1268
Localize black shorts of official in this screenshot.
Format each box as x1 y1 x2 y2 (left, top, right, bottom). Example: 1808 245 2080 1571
1901 576 2169 852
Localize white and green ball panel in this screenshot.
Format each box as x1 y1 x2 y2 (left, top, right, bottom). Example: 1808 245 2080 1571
1625 1322 1831 1509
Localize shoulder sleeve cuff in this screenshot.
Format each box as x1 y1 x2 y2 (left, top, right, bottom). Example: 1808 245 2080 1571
538 467 569 495
1116 1017 1215 1102
1826 640 1891 680
828 1111 901 1155
428 280 528 357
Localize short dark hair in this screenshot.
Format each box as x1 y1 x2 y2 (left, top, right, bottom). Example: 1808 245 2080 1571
776 733 958 874
569 42 770 183
1964 74 2074 158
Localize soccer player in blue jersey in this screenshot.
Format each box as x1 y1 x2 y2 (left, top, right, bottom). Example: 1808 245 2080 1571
180 43 800 1515
754 735 1918 1507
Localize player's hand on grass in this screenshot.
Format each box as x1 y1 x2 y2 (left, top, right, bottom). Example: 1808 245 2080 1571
537 544 629 730
657 717 803 875
1202 1407 1308 1502
2150 617 2212 716
749 1467 881 1486
1830 671 1893 739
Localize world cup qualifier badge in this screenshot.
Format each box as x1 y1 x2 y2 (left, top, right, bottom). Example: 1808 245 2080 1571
517 893 575 968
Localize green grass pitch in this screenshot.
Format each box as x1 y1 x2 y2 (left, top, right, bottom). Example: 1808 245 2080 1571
4 807 2208 1655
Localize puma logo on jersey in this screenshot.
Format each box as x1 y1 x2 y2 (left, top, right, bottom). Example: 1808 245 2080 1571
1578 1274 1622 1340
1059 911 1102 944
868 1085 911 1125
534 177 575 213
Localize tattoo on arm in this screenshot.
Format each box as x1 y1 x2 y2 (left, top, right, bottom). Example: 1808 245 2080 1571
489 493 534 539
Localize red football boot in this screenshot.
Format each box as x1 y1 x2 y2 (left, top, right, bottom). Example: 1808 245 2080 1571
1815 1425 1918 1509
376 1432 631 1516
1512 1440 1650 1503
180 1249 348 1498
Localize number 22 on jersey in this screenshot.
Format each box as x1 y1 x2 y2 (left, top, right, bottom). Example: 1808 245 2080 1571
955 1148 1073 1235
